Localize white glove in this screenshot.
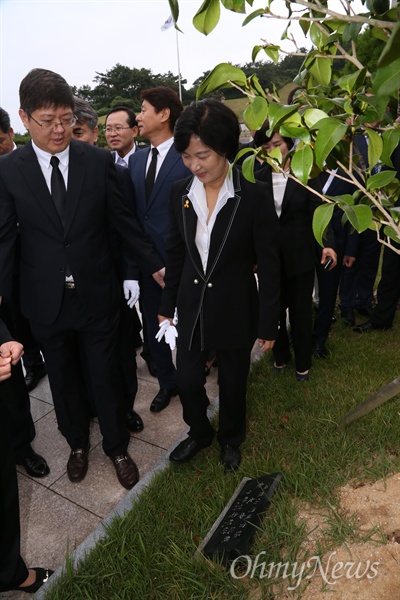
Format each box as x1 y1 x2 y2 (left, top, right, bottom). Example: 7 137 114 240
155 319 178 351
123 280 140 309
173 308 178 326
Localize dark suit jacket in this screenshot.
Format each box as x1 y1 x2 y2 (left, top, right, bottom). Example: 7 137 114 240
159 168 280 350
128 144 191 262
255 165 334 277
0 139 163 325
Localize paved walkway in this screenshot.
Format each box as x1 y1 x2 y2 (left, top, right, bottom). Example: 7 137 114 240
2 354 220 599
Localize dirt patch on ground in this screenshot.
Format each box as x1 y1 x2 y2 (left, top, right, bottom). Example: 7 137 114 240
281 473 400 598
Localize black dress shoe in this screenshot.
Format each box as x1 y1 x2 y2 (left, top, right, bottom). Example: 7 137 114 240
13 567 54 593
140 352 157 377
150 387 179 412
170 435 213 464
111 454 139 489
25 365 47 392
67 445 90 482
340 309 355 327
126 410 144 432
313 342 328 359
220 444 241 472
353 320 390 333
17 451 50 478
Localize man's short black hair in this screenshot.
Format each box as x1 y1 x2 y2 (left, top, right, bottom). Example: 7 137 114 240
141 87 183 131
0 107 11 133
105 106 137 128
19 68 74 114
173 99 239 162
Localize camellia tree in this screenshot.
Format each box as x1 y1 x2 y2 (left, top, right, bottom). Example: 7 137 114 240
168 0 400 253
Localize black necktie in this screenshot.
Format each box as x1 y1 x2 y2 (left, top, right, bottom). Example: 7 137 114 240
145 147 158 203
50 156 67 226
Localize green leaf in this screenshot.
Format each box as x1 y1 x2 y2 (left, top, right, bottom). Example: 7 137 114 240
303 108 329 129
280 125 311 143
242 154 257 183
334 194 355 207
299 16 310 36
342 204 373 233
372 56 400 97
381 129 400 168
342 21 363 43
168 0 180 25
267 103 300 131
309 22 328 50
366 170 398 190
251 45 263 62
264 45 280 64
377 23 400 68
248 74 267 98
196 63 246 100
234 147 256 165
383 225 400 244
314 119 348 169
365 128 383 172
313 203 335 247
193 0 221 35
291 145 313 186
243 96 269 130
222 0 246 12
308 57 332 87
337 68 367 93
243 8 265 26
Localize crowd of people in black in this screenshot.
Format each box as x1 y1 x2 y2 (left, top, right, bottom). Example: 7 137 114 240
0 68 399 593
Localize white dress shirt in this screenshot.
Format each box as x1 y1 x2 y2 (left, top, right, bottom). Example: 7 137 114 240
145 137 174 177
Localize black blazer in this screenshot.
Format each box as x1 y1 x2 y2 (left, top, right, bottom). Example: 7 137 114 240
0 140 163 325
255 165 333 277
159 168 281 350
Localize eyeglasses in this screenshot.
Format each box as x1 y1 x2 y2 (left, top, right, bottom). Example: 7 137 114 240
104 126 132 134
28 114 77 131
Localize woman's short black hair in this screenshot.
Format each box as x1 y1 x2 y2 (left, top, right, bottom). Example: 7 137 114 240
174 99 240 162
253 120 292 151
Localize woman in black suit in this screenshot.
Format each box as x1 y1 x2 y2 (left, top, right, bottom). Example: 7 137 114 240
0 319 53 593
254 125 337 381
157 99 280 471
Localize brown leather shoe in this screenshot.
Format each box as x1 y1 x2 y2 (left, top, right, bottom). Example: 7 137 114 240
67 445 90 482
111 454 139 489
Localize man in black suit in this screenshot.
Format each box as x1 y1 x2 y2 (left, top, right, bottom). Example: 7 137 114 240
72 96 145 434
0 106 49 478
0 69 164 489
129 87 191 412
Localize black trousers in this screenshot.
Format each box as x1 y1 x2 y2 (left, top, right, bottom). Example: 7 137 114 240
176 340 252 448
371 245 400 328
139 274 176 390
273 267 314 373
0 399 29 592
313 256 344 346
30 289 129 457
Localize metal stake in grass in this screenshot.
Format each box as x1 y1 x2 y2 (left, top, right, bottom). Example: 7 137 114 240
339 376 400 427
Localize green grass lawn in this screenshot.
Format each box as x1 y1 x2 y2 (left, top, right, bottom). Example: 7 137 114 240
44 309 400 599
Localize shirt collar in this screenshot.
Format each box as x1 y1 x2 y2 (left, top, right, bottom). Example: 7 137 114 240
151 137 173 160
32 140 70 169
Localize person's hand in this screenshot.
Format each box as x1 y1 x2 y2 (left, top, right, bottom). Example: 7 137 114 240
156 317 178 351
123 280 140 308
152 268 165 288
321 248 337 270
0 340 24 380
343 255 356 268
258 339 275 352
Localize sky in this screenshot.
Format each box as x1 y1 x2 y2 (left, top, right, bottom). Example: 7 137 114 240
0 0 310 133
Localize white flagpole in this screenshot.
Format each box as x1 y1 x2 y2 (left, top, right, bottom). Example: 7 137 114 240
175 27 182 102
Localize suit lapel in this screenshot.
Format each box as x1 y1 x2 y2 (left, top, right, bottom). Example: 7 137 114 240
17 142 64 232
148 146 180 206
64 139 86 237
181 184 204 278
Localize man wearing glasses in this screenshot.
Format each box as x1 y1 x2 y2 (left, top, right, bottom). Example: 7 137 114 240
105 106 140 168
0 68 164 490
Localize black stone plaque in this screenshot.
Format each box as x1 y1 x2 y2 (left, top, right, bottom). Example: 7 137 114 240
196 472 283 565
